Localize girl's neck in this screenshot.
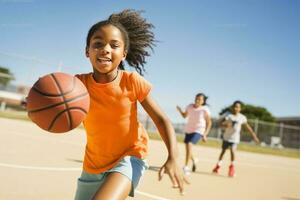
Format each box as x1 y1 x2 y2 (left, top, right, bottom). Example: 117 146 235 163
193 104 202 108
93 69 119 84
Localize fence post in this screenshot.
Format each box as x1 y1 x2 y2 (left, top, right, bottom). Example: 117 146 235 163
279 123 284 144
254 118 259 138
0 101 6 111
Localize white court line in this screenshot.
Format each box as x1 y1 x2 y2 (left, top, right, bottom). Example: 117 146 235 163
0 162 170 200
3 129 300 172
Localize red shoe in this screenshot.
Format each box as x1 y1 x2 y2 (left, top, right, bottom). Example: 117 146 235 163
212 164 220 174
228 164 235 177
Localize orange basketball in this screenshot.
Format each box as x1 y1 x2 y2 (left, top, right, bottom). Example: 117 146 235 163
26 72 90 133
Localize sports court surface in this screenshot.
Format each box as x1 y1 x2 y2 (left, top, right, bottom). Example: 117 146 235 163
1 117 300 200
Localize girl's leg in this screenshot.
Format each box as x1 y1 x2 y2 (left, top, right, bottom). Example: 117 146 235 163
92 172 131 200
190 144 195 163
185 143 188 166
213 149 226 173
229 147 235 163
188 143 194 163
183 143 193 175
185 143 193 166
218 148 226 161
228 146 236 177
190 143 199 172
187 143 194 165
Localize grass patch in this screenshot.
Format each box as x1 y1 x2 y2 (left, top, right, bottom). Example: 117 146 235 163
0 111 29 121
237 143 300 159
148 132 300 159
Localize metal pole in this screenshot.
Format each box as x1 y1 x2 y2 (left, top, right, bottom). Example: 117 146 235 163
0 101 6 111
254 118 259 138
279 123 284 144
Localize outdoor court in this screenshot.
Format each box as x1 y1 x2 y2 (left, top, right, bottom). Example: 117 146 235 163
1 117 300 200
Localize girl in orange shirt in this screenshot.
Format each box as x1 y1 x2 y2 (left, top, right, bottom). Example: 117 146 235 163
74 9 185 200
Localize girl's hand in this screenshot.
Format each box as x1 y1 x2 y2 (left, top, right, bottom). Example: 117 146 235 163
158 157 189 195
176 106 181 112
254 136 260 144
202 135 207 143
21 97 28 109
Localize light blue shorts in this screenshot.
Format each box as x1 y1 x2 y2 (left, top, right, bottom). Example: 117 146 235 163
74 156 148 200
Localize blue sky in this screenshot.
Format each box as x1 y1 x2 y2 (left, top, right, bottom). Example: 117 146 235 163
0 0 299 122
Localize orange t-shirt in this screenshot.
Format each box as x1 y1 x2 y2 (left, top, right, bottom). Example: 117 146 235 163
76 70 151 174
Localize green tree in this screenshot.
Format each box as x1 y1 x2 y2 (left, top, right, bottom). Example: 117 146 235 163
0 66 14 86
220 103 275 122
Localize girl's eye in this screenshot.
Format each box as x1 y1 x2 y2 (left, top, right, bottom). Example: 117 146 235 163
111 43 120 48
92 42 104 49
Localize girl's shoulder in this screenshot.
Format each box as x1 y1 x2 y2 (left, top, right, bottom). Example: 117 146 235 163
122 70 151 87
238 113 247 121
186 103 194 109
75 73 92 85
201 105 211 116
221 111 232 119
202 105 210 111
121 70 152 102
122 70 142 80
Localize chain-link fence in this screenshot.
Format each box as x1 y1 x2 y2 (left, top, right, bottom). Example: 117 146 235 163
140 115 300 150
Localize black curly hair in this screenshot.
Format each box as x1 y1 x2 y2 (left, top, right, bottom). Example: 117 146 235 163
86 9 155 75
195 93 208 106
232 100 244 107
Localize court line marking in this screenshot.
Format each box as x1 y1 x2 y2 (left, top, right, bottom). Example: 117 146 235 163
3 129 300 172
0 162 170 200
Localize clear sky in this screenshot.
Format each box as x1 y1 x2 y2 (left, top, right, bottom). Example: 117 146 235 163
0 0 299 122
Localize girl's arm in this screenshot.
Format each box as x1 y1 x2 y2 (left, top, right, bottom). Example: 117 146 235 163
220 120 233 129
141 95 186 194
176 106 187 118
244 123 260 144
203 112 212 142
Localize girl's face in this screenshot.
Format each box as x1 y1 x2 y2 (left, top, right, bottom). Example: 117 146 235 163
195 95 205 106
232 103 241 114
86 24 127 74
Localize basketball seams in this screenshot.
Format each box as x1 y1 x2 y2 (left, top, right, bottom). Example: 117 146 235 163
27 92 89 113
50 74 73 131
27 72 89 133
32 77 76 97
48 107 88 132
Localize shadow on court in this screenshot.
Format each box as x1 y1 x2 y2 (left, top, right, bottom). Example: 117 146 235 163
66 158 83 163
194 170 228 178
149 165 228 178
281 197 300 200
148 166 160 171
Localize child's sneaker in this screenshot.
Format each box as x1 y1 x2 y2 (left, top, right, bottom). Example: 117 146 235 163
192 158 199 172
228 164 235 177
212 164 220 174
183 166 191 175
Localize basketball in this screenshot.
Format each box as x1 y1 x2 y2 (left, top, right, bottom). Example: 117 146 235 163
26 72 90 133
